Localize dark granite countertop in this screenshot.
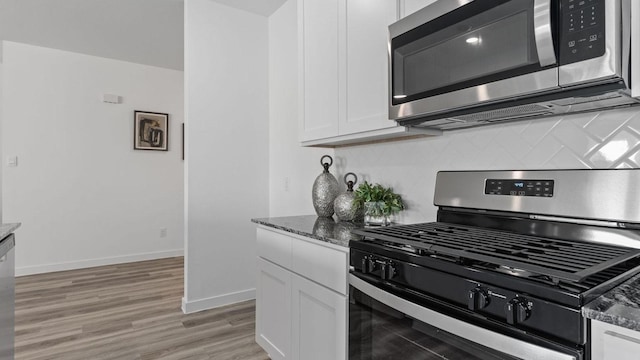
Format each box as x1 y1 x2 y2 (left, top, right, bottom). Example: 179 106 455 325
583 272 640 332
251 215 364 248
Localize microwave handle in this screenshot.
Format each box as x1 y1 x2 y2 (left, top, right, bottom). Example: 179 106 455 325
533 0 556 66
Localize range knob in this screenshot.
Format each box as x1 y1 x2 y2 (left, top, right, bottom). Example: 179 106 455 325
468 287 490 311
380 261 397 281
505 297 531 325
361 256 376 274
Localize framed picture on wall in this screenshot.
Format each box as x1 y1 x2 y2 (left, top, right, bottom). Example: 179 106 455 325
134 111 168 151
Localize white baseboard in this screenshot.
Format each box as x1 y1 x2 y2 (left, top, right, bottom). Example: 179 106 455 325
16 249 184 276
181 288 256 314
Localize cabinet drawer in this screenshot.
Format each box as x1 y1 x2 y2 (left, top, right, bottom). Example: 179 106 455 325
591 320 640 359
292 238 348 295
257 227 293 270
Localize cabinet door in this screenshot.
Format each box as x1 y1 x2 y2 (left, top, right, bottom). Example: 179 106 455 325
256 258 292 360
298 0 340 141
592 320 640 360
341 0 399 134
291 274 347 360
400 0 437 18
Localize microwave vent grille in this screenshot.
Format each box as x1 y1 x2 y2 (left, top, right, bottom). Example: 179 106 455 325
447 104 553 123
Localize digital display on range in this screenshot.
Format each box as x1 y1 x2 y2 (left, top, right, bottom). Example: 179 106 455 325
485 179 554 197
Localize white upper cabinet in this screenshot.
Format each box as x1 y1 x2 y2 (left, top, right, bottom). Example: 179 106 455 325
400 0 438 18
298 0 439 147
298 0 340 141
342 0 398 135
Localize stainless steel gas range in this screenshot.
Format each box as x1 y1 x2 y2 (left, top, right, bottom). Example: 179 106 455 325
348 169 640 360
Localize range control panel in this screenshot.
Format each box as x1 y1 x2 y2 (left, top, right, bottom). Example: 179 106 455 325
559 0 606 65
485 179 555 197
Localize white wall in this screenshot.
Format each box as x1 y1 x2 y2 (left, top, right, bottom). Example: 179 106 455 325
1 41 184 275
335 108 640 224
268 0 331 216
184 0 269 313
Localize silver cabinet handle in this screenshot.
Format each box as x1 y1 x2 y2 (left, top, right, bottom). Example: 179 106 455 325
604 330 640 345
533 0 557 67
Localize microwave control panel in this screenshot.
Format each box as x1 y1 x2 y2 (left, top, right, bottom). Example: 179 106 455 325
485 179 555 197
559 0 606 65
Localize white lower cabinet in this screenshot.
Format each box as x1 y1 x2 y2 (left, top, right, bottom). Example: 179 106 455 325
591 320 640 360
255 226 348 360
291 274 346 360
256 258 292 360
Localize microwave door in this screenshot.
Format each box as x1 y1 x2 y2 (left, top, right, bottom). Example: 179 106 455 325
390 0 560 121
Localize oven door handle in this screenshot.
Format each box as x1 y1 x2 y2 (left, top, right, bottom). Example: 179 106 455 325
533 0 556 67
349 274 577 360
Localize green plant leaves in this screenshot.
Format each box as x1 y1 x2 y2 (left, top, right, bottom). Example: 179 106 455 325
352 181 404 215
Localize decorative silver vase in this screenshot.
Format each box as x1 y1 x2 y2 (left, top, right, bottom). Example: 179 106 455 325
333 173 364 222
312 155 339 217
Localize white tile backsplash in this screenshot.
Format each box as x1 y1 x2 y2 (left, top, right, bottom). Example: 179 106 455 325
335 107 640 224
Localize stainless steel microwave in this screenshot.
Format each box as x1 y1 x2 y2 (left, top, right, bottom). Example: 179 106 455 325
389 0 640 130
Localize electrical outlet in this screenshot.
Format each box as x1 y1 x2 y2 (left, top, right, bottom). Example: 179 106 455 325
284 177 290 192
160 228 167 238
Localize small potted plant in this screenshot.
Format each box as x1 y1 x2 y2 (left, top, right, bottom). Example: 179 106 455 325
352 181 404 226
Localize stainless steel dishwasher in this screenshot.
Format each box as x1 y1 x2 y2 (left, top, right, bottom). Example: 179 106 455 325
0 234 15 360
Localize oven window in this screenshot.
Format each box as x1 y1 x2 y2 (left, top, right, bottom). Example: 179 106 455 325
349 286 521 360
392 0 549 104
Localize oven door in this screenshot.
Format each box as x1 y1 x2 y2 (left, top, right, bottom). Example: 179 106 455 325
389 0 559 121
349 274 579 360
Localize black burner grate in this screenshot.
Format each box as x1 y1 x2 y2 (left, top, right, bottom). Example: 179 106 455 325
353 222 640 283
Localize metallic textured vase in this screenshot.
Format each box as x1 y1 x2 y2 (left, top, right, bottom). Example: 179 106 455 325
334 173 364 222
312 155 339 217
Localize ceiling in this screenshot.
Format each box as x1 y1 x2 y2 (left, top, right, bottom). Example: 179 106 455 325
0 0 286 71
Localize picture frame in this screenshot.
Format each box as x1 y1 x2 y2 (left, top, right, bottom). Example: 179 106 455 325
134 111 168 151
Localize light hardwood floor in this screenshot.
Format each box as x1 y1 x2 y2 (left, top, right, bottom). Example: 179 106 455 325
15 257 270 360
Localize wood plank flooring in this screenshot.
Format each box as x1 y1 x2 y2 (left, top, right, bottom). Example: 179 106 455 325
15 257 270 360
